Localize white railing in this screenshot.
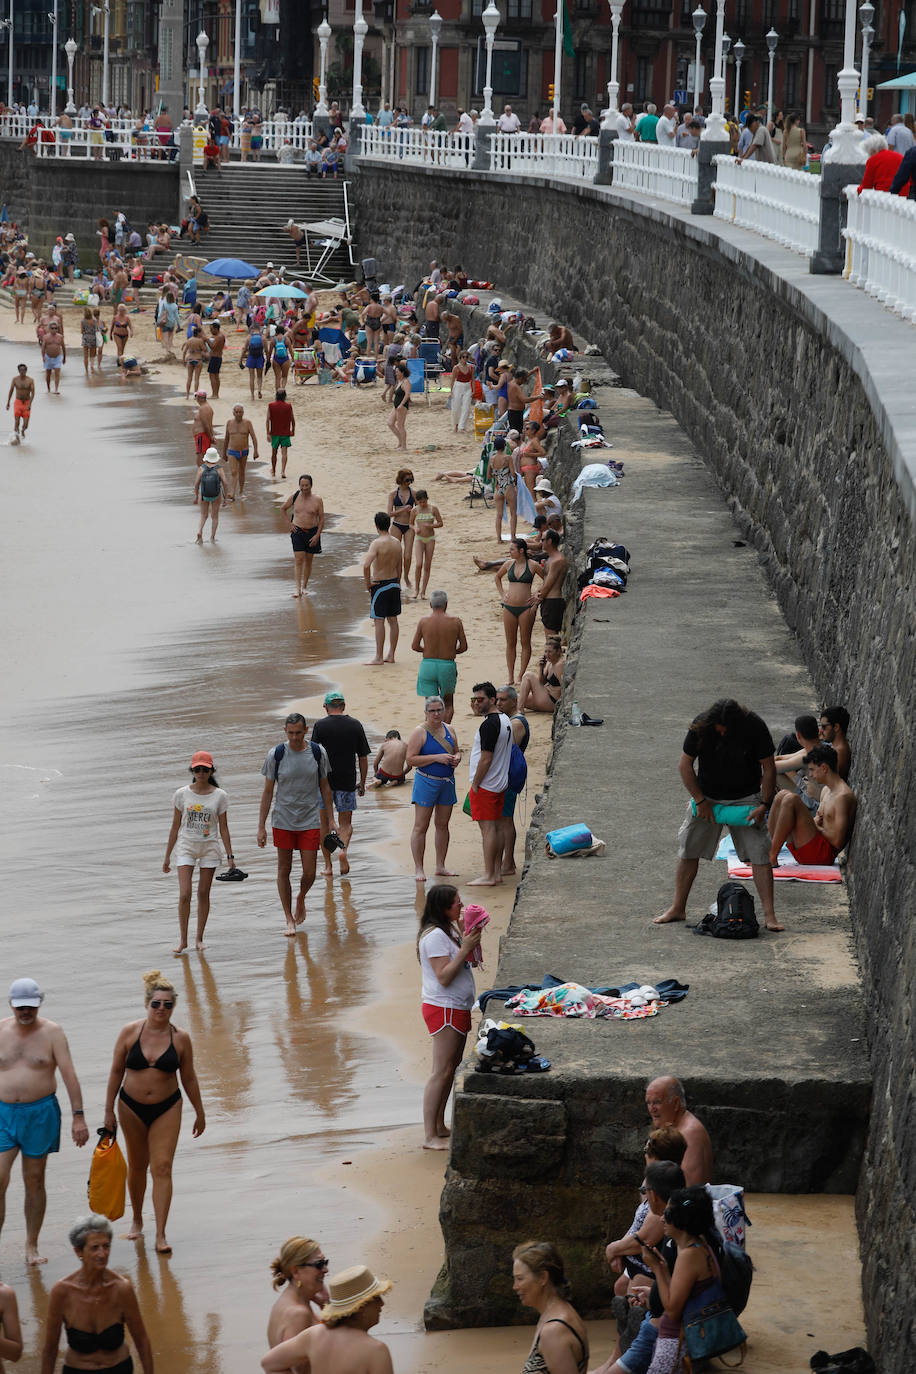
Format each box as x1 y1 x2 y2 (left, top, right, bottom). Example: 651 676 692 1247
32 128 169 160
712 155 820 257
230 118 313 152
0 112 312 154
489 132 598 181
360 124 475 169
611 141 697 206
842 186 916 323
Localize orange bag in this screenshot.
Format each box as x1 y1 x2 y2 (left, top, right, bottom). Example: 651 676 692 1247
87 1128 127 1221
527 369 544 425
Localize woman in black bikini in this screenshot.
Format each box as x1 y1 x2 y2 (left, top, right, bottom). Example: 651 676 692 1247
103 970 205 1255
513 1241 588 1374
387 467 416 587
388 361 411 451
517 635 566 714
42 1213 153 1374
495 538 544 685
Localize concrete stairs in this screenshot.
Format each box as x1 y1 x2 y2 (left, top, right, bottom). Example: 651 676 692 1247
187 166 356 284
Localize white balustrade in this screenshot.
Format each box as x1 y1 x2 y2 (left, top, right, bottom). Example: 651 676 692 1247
32 127 164 160
488 132 598 181
712 154 820 257
611 141 698 206
843 185 916 323
360 124 475 169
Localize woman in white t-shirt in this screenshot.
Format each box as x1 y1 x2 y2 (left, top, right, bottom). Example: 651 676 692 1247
163 750 234 954
417 884 481 1150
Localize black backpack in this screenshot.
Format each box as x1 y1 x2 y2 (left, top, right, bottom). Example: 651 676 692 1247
199 466 222 499
716 1238 754 1314
694 882 759 939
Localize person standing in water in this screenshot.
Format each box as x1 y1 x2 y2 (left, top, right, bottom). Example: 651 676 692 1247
282 475 324 598
222 404 259 501
162 749 234 953
41 323 65 394
193 448 227 543
6 364 35 443
361 513 403 665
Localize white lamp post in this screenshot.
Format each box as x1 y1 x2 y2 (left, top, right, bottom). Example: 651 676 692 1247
49 0 57 120
601 0 623 129
733 36 744 121
4 2 12 109
552 0 563 130
91 4 110 107
702 0 727 137
351 0 367 120
233 0 242 120
64 33 75 113
428 9 442 109
824 0 867 161
316 15 331 116
765 27 778 125
858 0 874 119
479 0 499 125
692 5 706 112
195 29 208 117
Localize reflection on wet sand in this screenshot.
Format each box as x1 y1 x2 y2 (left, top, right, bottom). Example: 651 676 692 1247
179 956 255 1117
132 1247 222 1374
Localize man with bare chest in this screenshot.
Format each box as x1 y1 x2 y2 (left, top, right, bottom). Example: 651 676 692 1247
282 474 324 597
6 364 35 442
423 291 441 340
362 512 403 665
182 327 208 398
0 979 89 1265
538 530 568 636
40 324 65 394
206 322 226 397
192 390 214 465
222 403 259 500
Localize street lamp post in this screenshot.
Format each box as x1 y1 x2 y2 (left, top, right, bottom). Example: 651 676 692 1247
766 27 778 125
195 29 208 117
102 3 108 106
702 0 727 137
351 0 367 121
316 16 331 117
858 0 874 119
823 0 867 162
428 9 442 109
233 0 242 121
4 1 12 108
601 0 623 129
64 34 76 113
49 0 57 120
733 36 744 120
479 0 499 125
692 6 706 112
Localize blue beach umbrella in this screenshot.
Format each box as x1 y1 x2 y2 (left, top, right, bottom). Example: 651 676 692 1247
255 284 308 299
202 257 260 282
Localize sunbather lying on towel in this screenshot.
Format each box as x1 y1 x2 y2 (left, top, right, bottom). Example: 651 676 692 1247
767 743 856 867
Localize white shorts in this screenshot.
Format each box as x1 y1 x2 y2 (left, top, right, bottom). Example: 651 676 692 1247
174 841 221 869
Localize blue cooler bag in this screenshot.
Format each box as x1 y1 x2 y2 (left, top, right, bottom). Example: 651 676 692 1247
545 824 594 857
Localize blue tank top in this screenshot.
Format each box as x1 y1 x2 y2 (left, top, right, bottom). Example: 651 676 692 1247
419 726 455 778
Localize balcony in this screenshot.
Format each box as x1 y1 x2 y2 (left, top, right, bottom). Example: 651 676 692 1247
632 0 672 30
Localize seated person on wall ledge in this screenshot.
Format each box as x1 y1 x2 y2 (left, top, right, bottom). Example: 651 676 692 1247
767 743 856 867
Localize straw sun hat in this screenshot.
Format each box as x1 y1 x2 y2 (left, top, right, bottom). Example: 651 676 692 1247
320 1265 392 1324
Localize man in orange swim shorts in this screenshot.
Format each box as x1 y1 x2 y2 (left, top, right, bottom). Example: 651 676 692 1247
6 364 35 443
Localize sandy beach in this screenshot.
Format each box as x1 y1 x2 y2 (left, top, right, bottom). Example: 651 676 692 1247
0 295 865 1373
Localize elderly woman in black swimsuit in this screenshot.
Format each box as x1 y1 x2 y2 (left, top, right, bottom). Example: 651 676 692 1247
103 970 205 1255
513 1241 589 1374
495 538 544 685
41 1213 153 1374
517 635 565 714
387 467 416 588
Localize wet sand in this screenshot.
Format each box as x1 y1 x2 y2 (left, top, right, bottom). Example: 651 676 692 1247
0 304 864 1371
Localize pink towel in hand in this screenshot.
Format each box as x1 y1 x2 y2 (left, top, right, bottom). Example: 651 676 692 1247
462 903 490 968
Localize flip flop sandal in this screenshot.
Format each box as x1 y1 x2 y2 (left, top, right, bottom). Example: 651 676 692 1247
215 866 248 881
580 714 604 726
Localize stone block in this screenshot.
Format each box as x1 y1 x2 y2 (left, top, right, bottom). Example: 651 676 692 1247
450 1092 568 1181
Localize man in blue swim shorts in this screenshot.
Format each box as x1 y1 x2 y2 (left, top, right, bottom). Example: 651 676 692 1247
411 589 467 723
0 978 90 1265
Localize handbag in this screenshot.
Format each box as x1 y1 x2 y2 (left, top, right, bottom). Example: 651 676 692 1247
682 1275 747 1366
87 1127 127 1221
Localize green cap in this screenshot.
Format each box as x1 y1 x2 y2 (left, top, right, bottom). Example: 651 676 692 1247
323 690 345 706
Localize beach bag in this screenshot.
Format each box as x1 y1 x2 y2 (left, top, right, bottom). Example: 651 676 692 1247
706 1184 751 1249
199 467 222 499
274 340 289 363
460 293 479 305
682 1270 747 1366
318 367 335 385
88 292 100 307
87 1128 126 1221
694 883 759 940
716 1239 754 1316
507 742 527 794
95 331 105 349
545 824 595 857
690 801 758 826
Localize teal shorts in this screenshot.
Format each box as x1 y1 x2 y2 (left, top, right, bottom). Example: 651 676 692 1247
416 657 458 699
0 1093 61 1157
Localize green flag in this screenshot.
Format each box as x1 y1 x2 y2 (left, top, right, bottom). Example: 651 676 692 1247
562 0 574 57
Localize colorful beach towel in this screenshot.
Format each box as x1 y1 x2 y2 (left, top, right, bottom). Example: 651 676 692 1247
505 981 663 1020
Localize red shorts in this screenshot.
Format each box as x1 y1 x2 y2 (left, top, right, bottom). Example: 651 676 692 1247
272 826 320 852
469 786 505 822
422 1003 472 1036
194 432 208 456
787 833 839 866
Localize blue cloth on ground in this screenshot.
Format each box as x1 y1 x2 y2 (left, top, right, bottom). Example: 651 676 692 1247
715 834 790 864
572 463 620 504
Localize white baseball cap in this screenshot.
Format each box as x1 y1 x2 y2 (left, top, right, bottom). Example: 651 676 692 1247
10 977 43 1007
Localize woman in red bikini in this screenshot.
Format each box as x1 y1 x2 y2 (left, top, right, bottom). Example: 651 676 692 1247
514 421 547 498
103 971 205 1254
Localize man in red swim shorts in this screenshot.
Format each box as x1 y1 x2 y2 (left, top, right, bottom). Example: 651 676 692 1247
257 713 337 936
767 743 856 868
467 681 513 887
6 364 35 442
191 389 214 465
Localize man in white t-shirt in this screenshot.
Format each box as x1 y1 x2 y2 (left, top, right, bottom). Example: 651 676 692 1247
655 104 678 146
497 104 521 133
453 107 474 135
616 103 635 141
468 681 513 886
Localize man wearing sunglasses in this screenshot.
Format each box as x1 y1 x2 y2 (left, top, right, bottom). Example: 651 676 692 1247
0 978 90 1266
258 713 336 936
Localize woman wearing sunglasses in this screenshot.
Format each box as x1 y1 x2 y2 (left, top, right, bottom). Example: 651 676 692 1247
163 749 235 953
267 1237 330 1351
102 970 205 1255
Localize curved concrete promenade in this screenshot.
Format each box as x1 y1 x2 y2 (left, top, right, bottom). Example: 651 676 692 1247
352 165 915 1367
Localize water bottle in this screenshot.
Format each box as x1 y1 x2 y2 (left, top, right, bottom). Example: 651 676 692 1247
569 702 582 726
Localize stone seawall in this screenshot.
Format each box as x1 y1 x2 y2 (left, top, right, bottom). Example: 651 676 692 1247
0 143 178 262
353 165 914 1366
